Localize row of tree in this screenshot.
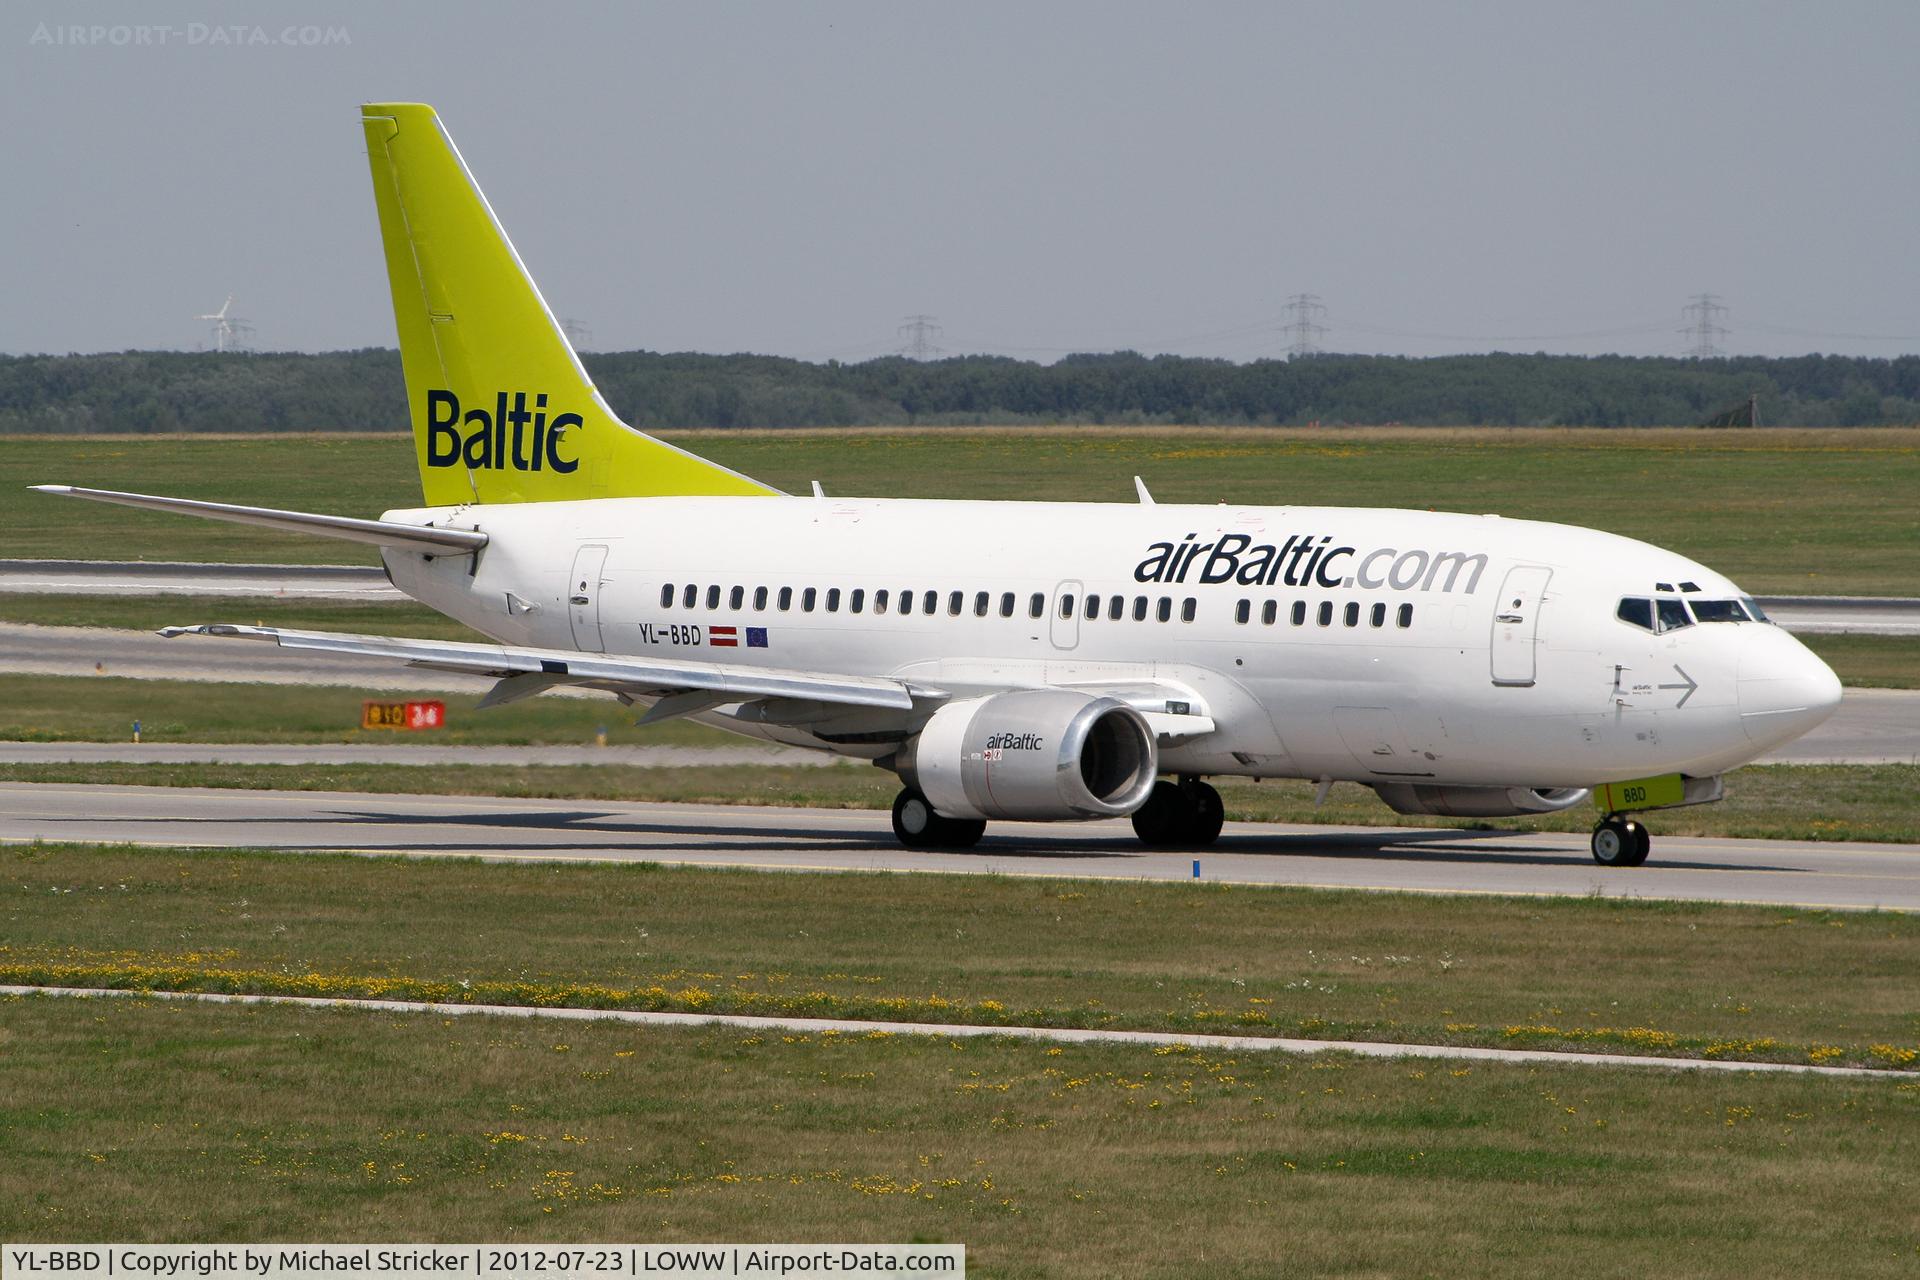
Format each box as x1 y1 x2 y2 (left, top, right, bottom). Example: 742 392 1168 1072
2 348 1916 433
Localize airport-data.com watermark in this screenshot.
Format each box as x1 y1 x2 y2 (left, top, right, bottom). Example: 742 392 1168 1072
28 21 350 48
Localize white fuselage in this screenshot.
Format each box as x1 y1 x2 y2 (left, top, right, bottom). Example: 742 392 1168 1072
381 495 1840 791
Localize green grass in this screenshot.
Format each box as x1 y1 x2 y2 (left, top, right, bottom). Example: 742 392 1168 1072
2 998 1913 1274
2 843 1916 1069
1 761 1914 843
1801 633 1920 689
5 428 1918 594
0 675 733 747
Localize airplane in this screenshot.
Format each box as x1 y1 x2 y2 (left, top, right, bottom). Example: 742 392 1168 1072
35 102 1843 866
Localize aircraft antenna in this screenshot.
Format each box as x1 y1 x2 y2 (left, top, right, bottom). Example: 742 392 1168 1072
1283 293 1328 359
1679 293 1729 358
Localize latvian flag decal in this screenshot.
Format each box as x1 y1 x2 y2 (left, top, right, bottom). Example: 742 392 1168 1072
709 626 739 648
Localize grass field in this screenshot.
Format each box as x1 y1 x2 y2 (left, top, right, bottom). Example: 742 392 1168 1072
4 428 1917 595
0 675 728 748
2 761 1915 844
4 999 1914 1275
1 997 1914 1275
4 843 1916 1069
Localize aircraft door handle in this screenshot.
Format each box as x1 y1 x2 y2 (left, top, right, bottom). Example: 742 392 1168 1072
570 594 590 605
1496 612 1524 623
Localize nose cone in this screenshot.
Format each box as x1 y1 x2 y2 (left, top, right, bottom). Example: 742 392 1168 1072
1737 627 1843 749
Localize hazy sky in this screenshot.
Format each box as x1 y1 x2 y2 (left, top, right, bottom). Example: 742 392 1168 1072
4 0 1916 361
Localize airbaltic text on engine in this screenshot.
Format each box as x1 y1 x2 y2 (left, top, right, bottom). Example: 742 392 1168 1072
983 732 1044 751
1136 531 1488 593
425 389 581 473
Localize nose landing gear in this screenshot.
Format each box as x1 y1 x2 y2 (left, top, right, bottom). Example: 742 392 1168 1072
1591 816 1651 867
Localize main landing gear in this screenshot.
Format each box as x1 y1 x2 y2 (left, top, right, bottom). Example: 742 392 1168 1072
1131 777 1225 848
891 789 986 849
1591 815 1651 867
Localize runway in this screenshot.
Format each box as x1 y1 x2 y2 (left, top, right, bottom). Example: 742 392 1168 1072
3 782 1916 911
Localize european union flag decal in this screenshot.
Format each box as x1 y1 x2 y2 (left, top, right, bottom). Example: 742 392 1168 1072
745 627 768 648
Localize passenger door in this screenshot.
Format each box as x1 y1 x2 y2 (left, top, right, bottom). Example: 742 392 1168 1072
568 544 609 652
1489 565 1552 686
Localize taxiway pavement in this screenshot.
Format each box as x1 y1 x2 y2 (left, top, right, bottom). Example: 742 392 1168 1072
2 783 1914 911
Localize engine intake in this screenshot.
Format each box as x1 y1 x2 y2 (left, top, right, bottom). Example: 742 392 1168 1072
897 690 1158 821
1371 782 1590 818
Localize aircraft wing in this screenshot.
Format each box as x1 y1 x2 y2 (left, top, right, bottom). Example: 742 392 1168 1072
159 624 926 712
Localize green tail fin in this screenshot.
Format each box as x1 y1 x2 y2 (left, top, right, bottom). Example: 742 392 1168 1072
361 102 777 505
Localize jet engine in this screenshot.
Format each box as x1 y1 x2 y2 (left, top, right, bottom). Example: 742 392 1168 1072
895 690 1158 821
1370 782 1591 818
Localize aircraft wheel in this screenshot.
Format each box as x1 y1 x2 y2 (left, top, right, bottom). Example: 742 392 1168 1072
1131 780 1194 846
1591 817 1639 867
1182 778 1225 847
891 789 985 849
1625 820 1652 867
892 789 938 848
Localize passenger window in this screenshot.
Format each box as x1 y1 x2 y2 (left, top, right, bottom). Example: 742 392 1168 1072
898 590 914 616
924 590 939 615
1085 593 1100 620
850 588 865 614
1656 598 1691 632
1370 602 1386 628
1059 594 1076 619
1616 597 1654 631
754 586 768 611
1317 601 1333 626
1181 598 1196 623
660 584 674 608
1157 597 1172 622
971 591 988 617
999 592 1015 618
875 589 890 614
1029 592 1046 619
1133 596 1148 621
683 584 697 609
1344 602 1359 627
729 586 744 610
1108 596 1124 621
802 587 817 612
1397 603 1413 628
1690 599 1749 623
778 586 793 611
1291 601 1306 626
826 588 841 612
948 591 964 617
1235 600 1251 625
706 585 721 610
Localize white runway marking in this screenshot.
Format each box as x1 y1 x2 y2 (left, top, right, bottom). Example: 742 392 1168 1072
6 985 1907 1079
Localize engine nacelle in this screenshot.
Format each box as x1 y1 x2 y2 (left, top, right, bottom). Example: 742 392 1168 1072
896 690 1158 821
1371 782 1591 818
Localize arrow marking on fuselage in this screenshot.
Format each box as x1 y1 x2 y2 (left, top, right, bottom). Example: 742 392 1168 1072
1658 665 1698 708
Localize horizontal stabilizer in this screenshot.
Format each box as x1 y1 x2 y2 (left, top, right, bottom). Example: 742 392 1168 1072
160 624 919 711
32 486 487 552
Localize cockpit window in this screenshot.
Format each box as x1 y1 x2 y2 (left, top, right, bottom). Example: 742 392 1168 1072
1689 599 1751 623
1656 598 1692 632
1742 597 1771 623
1616 597 1654 631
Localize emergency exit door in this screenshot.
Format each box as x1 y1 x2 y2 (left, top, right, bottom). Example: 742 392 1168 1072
569 544 609 652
